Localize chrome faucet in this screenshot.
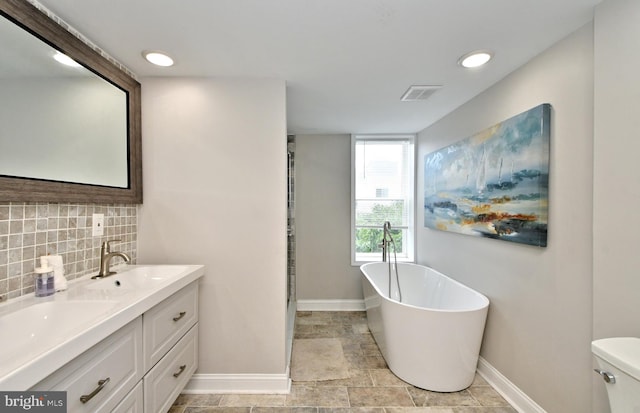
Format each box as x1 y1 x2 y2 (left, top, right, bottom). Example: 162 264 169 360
92 240 131 279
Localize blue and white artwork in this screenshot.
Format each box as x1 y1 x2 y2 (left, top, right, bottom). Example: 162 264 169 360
424 104 550 247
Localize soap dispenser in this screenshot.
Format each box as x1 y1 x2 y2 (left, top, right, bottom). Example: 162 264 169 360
34 256 55 297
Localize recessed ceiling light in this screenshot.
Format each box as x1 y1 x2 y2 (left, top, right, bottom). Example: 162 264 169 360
53 51 81 67
458 50 493 68
142 50 174 67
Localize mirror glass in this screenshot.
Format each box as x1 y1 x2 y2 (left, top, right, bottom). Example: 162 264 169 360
0 12 128 188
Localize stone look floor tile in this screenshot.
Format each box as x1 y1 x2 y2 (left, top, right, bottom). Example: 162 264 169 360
184 408 251 413
339 334 377 347
361 343 383 356
175 394 223 407
470 375 489 386
386 408 455 413
351 324 371 334
314 369 374 387
285 384 350 407
369 369 408 387
347 386 414 407
330 312 367 322
313 324 354 337
295 312 332 326
293 324 316 338
407 388 478 408
219 394 287 407
466 387 511 407
452 408 518 413
344 353 387 369
171 311 517 413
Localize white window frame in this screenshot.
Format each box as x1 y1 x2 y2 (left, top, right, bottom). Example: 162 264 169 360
351 134 415 266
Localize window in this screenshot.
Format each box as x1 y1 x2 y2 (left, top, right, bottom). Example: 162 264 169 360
351 134 415 264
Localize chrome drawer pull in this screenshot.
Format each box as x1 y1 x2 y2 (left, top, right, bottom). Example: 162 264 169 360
80 377 110 403
173 364 187 378
173 311 186 322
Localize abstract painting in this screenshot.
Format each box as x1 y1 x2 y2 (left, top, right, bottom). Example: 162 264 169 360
424 104 550 247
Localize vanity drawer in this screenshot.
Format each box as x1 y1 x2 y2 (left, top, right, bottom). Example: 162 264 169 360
143 281 198 371
143 323 198 413
32 317 143 413
112 381 143 413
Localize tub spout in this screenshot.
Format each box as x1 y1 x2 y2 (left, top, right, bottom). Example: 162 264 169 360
381 221 392 262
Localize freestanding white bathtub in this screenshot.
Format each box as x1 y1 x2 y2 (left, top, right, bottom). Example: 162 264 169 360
360 262 489 392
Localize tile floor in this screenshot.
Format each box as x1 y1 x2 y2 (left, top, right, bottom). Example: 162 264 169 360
170 311 517 413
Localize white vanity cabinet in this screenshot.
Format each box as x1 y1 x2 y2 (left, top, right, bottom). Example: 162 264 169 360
142 281 199 412
32 317 144 413
143 281 199 372
31 279 200 413
143 325 198 413
112 382 143 413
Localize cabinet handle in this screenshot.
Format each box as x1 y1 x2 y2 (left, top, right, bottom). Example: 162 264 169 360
173 311 186 322
80 377 110 403
173 364 187 378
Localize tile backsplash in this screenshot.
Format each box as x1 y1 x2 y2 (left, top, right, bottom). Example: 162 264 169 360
0 202 137 300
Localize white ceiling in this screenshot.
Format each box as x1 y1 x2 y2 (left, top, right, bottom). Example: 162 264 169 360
36 0 601 135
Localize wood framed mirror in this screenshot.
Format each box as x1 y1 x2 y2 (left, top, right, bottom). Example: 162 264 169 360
0 0 142 203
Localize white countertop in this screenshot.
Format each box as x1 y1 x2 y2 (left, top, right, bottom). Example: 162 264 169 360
0 264 205 390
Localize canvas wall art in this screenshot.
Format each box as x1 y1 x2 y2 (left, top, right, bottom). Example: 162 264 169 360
424 103 550 247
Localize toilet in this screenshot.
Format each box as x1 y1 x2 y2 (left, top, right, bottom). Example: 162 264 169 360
592 337 640 412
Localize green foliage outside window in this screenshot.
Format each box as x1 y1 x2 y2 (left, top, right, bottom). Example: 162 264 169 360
355 202 404 254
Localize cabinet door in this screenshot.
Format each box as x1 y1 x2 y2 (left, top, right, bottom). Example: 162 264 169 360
32 317 143 413
143 282 198 371
144 324 198 413
112 381 143 413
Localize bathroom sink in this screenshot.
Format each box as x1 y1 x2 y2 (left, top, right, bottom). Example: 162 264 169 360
0 264 203 389
85 265 189 291
0 300 117 367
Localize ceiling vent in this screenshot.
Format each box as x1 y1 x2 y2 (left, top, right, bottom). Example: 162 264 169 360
400 85 442 101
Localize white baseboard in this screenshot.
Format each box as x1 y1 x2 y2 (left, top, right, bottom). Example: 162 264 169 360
477 357 547 413
184 373 291 394
296 299 365 311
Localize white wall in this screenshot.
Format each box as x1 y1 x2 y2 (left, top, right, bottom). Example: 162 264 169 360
417 24 594 413
593 0 640 411
137 78 288 377
296 134 363 301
